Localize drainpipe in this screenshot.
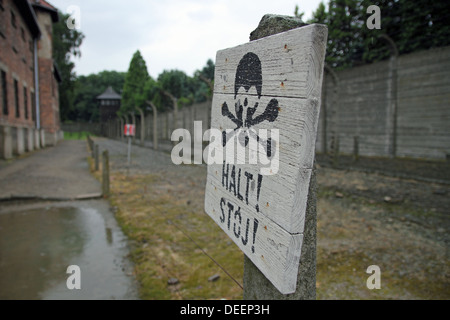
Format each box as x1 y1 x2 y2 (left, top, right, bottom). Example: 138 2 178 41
34 38 40 130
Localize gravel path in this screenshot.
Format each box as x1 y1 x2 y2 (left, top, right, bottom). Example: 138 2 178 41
0 140 101 200
0 139 139 300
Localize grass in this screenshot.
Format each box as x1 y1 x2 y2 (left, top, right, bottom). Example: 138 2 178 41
87 155 244 300
64 131 96 140
86 147 449 300
110 172 244 300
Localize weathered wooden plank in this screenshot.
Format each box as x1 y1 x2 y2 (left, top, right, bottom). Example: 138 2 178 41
214 24 327 100
205 24 327 294
210 94 321 171
204 175 304 294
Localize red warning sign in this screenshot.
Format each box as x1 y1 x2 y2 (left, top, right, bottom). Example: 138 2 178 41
124 124 135 137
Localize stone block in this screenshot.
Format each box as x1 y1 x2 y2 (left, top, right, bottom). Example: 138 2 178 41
45 131 57 146
13 127 25 156
34 129 41 149
0 126 13 160
40 129 46 148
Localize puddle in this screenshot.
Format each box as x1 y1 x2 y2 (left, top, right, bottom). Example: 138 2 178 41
0 200 139 300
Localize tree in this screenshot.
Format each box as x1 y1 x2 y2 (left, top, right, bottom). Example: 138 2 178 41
197 58 215 81
294 5 305 20
194 59 215 101
305 0 450 69
121 50 150 115
72 71 126 122
309 1 327 24
142 59 216 113
316 0 365 69
155 69 193 111
52 11 85 122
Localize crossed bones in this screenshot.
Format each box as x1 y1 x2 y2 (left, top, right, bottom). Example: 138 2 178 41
221 97 279 158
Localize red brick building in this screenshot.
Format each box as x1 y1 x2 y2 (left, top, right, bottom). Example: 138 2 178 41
0 0 62 159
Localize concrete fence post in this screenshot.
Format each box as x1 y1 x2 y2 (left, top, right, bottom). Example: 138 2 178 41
102 150 110 197
94 144 99 171
119 116 124 141
162 90 178 146
137 107 145 147
353 136 359 162
332 134 340 167
146 101 158 150
378 34 399 158
324 64 339 156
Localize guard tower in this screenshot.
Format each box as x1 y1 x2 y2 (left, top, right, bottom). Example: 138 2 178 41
96 86 121 122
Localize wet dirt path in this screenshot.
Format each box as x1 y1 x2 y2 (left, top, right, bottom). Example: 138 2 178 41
0 140 139 300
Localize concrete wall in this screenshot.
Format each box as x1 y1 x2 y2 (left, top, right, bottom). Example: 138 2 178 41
316 45 450 160
35 9 61 135
395 47 450 159
97 46 449 161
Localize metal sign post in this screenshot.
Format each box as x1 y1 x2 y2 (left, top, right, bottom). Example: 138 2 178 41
124 124 135 166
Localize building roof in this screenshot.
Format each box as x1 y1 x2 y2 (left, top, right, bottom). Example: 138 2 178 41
15 0 41 38
97 86 122 100
29 0 59 22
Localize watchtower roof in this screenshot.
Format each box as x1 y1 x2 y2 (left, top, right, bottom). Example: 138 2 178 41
97 86 122 100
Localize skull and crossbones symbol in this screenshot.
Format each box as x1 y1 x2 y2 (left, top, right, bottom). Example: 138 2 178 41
221 52 279 158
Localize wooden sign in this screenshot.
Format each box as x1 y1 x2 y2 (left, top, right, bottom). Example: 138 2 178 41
124 124 135 137
204 24 327 294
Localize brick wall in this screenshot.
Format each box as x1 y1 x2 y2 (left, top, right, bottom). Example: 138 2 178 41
0 0 36 129
35 7 60 134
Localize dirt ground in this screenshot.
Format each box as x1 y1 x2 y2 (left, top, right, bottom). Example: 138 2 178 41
93 138 449 300
315 165 449 299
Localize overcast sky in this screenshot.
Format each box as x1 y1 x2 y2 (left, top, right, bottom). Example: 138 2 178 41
51 0 327 78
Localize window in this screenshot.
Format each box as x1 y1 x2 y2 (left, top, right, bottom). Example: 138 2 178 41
23 87 28 119
31 91 36 122
14 79 19 118
21 27 25 41
51 76 55 97
1 71 7 115
11 11 16 28
0 1 5 38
